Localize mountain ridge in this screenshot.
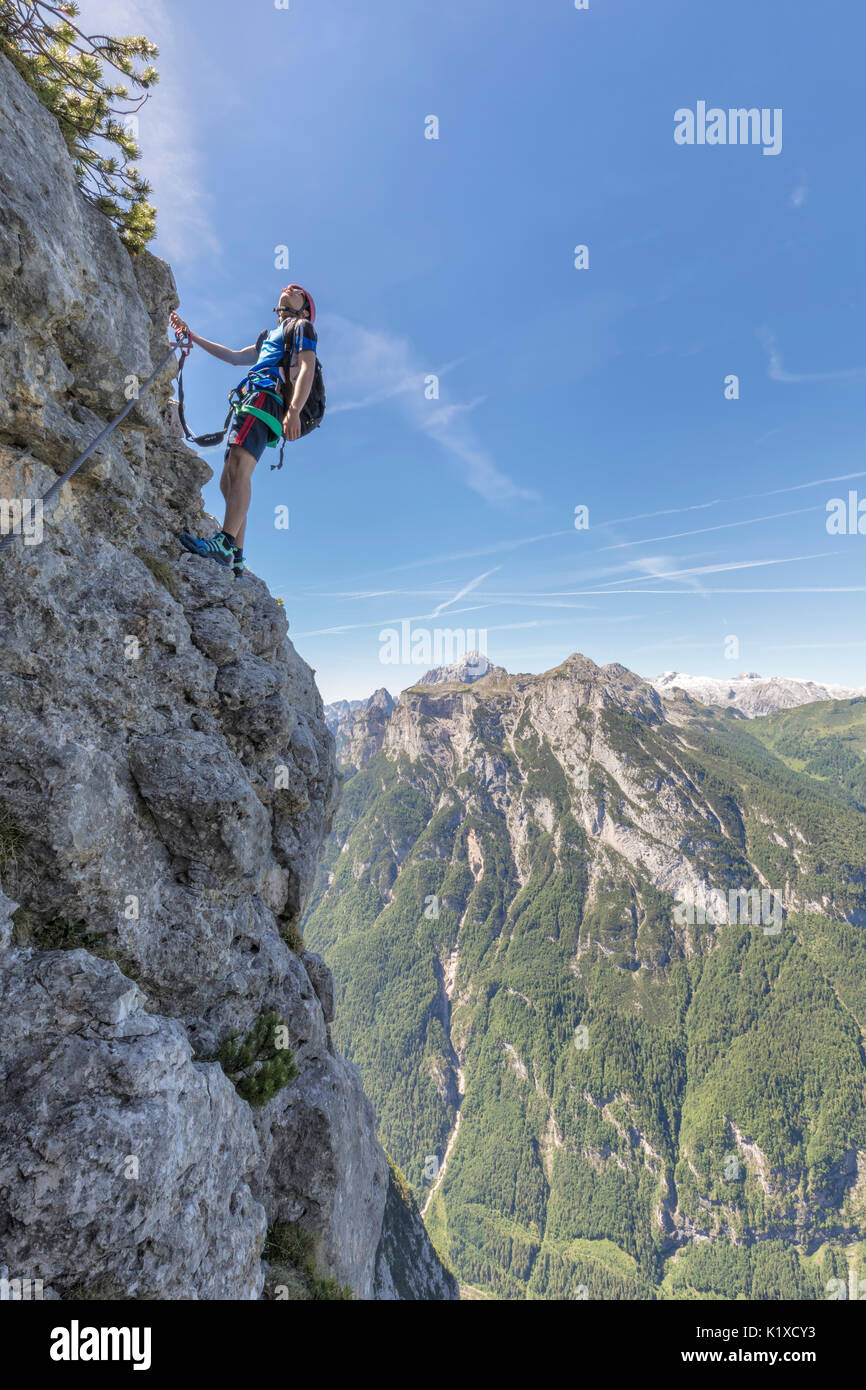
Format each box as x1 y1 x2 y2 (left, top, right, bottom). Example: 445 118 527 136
304 648 866 1298
653 669 866 718
326 660 865 758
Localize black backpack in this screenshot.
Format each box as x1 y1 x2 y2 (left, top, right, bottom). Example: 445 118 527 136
256 316 325 469
267 316 326 438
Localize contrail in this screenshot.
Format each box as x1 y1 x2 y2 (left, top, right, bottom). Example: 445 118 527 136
598 507 818 551
599 552 833 586
430 567 502 618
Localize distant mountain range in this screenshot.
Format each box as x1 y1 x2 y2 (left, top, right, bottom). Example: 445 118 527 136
309 651 866 1299
327 665 866 760
324 653 495 765
652 671 866 719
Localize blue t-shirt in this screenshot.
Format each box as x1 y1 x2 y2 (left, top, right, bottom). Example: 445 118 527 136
241 319 318 397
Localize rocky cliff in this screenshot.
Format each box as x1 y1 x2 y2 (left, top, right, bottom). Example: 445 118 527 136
323 657 500 771
0 52 457 1301
326 687 395 770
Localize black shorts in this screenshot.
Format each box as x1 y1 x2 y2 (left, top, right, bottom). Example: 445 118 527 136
225 395 281 462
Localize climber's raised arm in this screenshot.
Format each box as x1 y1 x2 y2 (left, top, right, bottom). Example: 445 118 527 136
169 311 257 366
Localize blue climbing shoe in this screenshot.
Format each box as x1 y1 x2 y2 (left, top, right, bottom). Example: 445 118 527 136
178 529 235 566
232 547 246 580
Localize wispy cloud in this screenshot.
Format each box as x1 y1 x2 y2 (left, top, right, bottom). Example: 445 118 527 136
761 330 866 384
77 0 220 263
601 552 834 586
329 471 866 584
598 506 819 551
606 500 720 525
367 529 574 576
759 470 866 497
320 313 538 505
609 554 707 596
509 586 866 595
291 602 491 639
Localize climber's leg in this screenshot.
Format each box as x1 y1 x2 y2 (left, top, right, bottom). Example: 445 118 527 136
179 408 271 569
177 452 239 564
222 443 256 550
219 456 231 502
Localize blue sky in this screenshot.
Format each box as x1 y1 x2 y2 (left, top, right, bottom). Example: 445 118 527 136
84 0 866 701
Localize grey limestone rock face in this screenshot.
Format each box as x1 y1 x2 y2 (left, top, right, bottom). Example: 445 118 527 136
300 949 336 1022
0 52 455 1300
373 1161 461 1301
0 949 266 1300
0 888 17 954
325 686 395 769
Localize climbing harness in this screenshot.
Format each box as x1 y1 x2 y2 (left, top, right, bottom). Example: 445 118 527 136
175 321 326 472
174 329 279 457
0 337 185 557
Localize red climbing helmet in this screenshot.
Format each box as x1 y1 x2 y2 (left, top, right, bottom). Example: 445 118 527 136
281 284 316 323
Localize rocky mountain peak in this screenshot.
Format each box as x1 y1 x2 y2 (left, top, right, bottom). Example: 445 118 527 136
368 685 395 710
419 651 498 685
325 687 395 769
535 653 664 723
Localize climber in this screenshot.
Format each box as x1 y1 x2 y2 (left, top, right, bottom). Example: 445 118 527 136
170 284 318 578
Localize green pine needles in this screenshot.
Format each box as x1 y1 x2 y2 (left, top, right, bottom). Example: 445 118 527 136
213 1009 300 1108
0 1 159 251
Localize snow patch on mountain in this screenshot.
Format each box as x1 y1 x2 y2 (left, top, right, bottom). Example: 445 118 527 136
419 652 497 685
653 671 866 718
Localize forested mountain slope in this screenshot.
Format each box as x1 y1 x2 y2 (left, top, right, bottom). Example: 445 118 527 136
303 656 866 1299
